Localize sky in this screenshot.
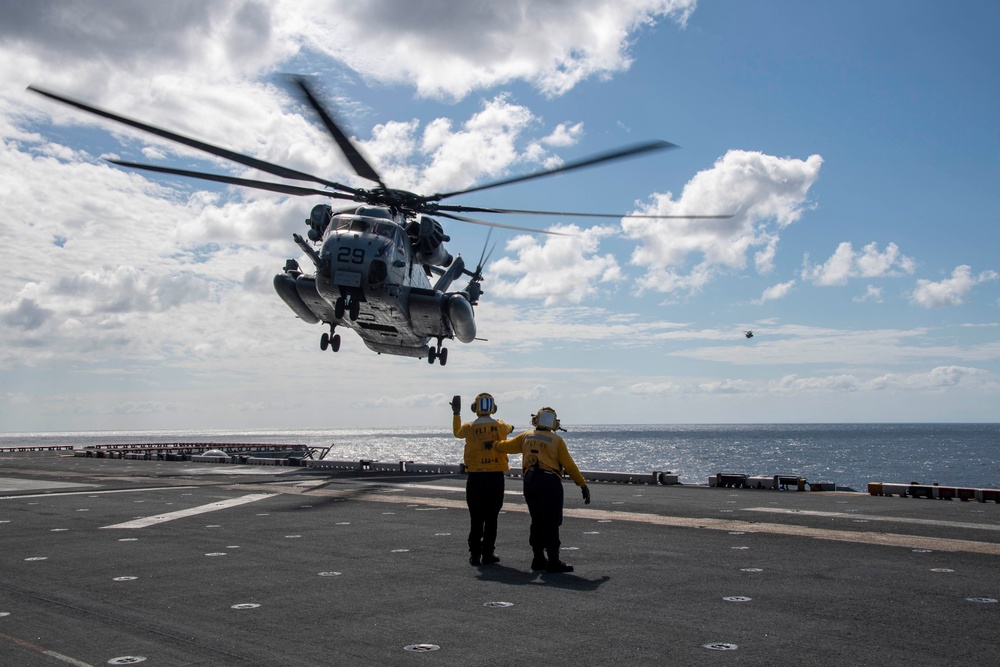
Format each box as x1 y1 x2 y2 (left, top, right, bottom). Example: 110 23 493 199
1 0 999 432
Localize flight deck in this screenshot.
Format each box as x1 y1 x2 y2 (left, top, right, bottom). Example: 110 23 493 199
1 451 998 665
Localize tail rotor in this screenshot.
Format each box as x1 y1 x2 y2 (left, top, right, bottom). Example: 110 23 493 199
463 228 495 306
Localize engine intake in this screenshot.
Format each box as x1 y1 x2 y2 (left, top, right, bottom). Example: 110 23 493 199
306 204 333 242
409 215 453 267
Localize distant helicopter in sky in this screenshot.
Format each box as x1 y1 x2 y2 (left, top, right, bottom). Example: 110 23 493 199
745 330 754 338
28 78 731 366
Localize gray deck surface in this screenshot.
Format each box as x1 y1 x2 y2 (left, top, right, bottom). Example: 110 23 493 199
1 452 998 665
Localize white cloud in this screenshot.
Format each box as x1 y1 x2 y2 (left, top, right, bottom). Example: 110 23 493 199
471 302 694 356
0 129 305 368
293 0 697 99
623 150 822 295
51 266 218 314
623 365 995 396
0 293 54 331
917 365 989 388
6 1 653 201
628 381 681 394
802 241 915 286
358 393 448 409
489 225 623 305
754 279 796 304
542 122 585 147
497 385 549 403
853 285 883 303
0 1 293 86
910 265 998 308
2 0 701 115
753 234 780 273
378 95 545 194
141 146 167 161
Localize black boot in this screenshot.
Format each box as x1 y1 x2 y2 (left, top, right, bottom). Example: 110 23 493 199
481 553 500 565
469 551 481 566
530 549 547 571
545 548 573 573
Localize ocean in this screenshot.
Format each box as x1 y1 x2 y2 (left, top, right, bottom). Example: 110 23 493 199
2 423 998 492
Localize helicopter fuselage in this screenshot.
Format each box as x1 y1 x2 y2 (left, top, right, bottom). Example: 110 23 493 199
273 206 476 364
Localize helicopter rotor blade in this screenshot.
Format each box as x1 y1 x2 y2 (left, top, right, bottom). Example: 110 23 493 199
109 160 360 199
435 212 574 236
27 85 362 196
463 227 496 280
428 140 677 202
435 204 734 220
476 227 494 271
475 239 497 279
289 76 386 189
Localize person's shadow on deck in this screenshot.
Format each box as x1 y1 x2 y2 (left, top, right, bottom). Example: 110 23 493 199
475 564 610 591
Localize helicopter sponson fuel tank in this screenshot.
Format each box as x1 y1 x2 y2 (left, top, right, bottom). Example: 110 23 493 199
408 288 476 344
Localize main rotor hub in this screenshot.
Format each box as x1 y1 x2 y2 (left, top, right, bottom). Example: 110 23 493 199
359 187 430 215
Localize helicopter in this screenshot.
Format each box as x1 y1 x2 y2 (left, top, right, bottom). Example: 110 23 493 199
27 78 731 366
745 330 754 338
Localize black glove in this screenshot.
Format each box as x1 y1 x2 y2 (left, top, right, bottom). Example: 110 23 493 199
582 486 591 505
450 395 461 416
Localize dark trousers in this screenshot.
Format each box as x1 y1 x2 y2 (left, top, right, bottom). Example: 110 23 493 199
523 468 564 560
466 472 505 556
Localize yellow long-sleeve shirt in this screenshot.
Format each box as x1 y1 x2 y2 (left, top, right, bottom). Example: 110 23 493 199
453 414 514 472
495 429 587 487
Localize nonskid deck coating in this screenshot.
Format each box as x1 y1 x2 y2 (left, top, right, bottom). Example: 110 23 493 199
1 453 998 666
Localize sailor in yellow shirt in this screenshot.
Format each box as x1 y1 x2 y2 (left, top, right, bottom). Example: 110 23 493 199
495 406 590 573
452 393 514 566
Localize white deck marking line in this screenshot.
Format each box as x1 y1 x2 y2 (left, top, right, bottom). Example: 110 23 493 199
745 507 1000 531
306 480 524 496
402 482 523 497
42 649 93 667
0 632 94 666
1 486 198 501
100 493 278 529
238 482 1000 556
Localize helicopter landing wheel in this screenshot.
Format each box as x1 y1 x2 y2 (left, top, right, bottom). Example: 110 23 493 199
349 299 360 321
334 297 345 320
331 333 341 352
320 333 330 351
426 343 447 366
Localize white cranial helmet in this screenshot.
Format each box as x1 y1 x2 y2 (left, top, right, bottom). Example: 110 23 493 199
532 407 559 431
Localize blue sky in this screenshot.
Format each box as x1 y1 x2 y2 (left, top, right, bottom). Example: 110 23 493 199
1 0 998 432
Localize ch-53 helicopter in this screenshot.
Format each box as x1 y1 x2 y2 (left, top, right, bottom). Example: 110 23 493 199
28 78 730 366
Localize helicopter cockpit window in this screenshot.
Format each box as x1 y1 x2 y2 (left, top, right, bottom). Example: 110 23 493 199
331 217 369 233
373 222 400 240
